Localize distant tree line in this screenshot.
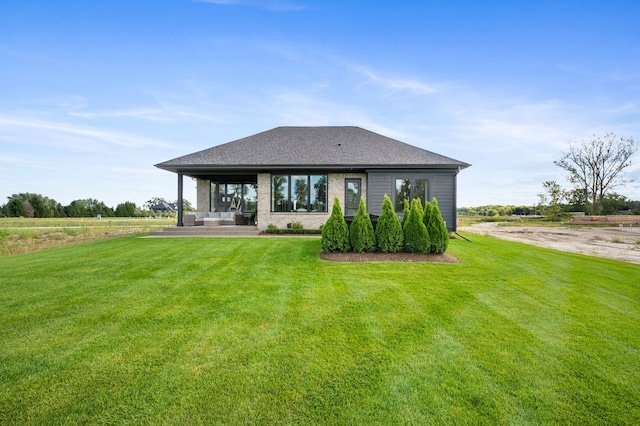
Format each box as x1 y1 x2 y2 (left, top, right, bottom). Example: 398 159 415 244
0 193 194 218
461 132 639 219
459 193 640 219
457 205 539 217
536 183 639 220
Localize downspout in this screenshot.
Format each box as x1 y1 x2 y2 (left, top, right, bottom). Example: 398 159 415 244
453 166 460 232
454 232 472 242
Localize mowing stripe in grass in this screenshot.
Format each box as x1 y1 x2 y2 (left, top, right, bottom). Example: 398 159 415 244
0 235 638 424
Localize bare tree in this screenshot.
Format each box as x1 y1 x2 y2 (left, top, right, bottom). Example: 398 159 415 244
554 133 637 215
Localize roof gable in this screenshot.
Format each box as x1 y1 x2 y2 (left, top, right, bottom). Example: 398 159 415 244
155 126 470 172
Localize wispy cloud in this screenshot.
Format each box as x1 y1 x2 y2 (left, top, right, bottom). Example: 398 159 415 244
69 107 224 123
69 108 169 122
194 0 305 11
351 66 436 96
0 115 170 150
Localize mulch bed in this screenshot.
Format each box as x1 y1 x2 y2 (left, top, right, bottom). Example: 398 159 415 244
319 251 459 263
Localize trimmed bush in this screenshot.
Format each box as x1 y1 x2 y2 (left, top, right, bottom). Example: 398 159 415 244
321 197 350 253
423 199 433 230
403 198 430 254
375 194 403 253
349 197 375 253
401 199 410 229
265 225 321 235
426 197 449 254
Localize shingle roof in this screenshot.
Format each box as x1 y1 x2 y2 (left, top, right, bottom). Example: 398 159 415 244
155 126 470 172
151 202 176 212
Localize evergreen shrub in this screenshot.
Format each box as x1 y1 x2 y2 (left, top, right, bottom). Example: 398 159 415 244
321 197 350 253
426 197 450 254
423 200 433 230
403 198 430 254
375 194 403 253
349 197 375 253
401 199 410 229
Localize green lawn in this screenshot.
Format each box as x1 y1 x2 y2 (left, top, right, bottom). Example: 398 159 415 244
1 236 639 424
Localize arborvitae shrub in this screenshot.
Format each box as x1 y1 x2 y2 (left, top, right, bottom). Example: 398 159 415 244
423 200 433 230
375 194 403 253
321 197 350 253
349 197 375 253
427 197 449 254
403 198 430 254
401 199 410 229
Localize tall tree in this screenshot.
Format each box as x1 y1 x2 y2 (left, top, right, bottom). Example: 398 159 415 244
537 181 566 221
65 199 114 218
115 202 138 217
554 133 637 215
181 199 195 212
144 197 168 211
601 193 630 215
5 197 26 217
3 193 64 218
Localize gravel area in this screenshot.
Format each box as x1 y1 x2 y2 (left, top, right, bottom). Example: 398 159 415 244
458 222 640 265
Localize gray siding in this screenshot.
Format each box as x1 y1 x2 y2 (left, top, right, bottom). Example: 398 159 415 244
366 172 393 217
367 169 459 231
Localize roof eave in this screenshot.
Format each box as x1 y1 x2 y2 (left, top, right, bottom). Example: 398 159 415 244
155 162 470 174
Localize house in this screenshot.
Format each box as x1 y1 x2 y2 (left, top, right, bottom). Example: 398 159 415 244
151 202 177 214
154 126 470 231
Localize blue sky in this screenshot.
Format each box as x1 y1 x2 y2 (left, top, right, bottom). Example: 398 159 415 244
1 0 639 208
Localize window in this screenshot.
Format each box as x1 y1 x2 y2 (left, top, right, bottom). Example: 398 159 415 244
345 178 361 216
395 178 428 212
292 175 308 211
211 182 257 212
227 184 242 210
311 175 328 212
271 174 328 212
243 184 257 212
271 175 289 212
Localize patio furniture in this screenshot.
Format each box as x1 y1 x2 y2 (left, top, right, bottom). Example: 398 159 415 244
183 214 196 226
184 211 239 226
202 218 222 226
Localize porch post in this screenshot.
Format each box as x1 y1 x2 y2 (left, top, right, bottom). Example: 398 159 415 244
177 173 184 227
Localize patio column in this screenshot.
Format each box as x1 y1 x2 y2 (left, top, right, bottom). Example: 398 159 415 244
177 173 184 227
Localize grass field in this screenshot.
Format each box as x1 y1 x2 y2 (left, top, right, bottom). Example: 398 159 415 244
0 217 175 256
1 236 639 424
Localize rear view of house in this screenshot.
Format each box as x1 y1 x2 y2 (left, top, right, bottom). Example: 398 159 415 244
155 126 470 231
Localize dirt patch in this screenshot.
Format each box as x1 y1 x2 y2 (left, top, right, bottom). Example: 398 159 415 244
458 222 640 265
320 251 460 263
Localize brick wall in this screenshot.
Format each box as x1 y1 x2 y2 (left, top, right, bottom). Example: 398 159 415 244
196 179 210 212
256 172 366 231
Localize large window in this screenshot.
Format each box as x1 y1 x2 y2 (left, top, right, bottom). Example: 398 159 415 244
271 174 327 212
243 184 257 212
395 178 428 212
211 182 257 212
